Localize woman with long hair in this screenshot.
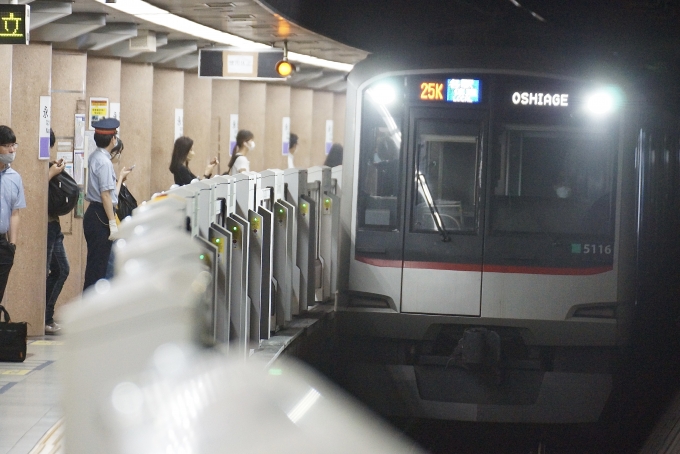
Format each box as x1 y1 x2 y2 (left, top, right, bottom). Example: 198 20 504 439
169 136 218 186
225 129 254 175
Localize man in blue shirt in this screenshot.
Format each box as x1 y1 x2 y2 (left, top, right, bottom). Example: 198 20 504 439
0 125 26 305
83 118 131 290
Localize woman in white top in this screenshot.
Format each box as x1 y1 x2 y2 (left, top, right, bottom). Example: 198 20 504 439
226 129 254 175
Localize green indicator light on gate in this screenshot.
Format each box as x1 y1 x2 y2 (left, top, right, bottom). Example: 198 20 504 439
571 243 581 253
233 226 237 231
199 254 205 260
268 368 282 376
215 238 221 243
325 199 330 203
279 209 283 213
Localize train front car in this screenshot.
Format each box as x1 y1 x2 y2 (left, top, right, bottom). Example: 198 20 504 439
336 51 638 423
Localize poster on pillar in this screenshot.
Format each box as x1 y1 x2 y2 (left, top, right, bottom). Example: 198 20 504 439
325 120 333 155
229 114 238 155
175 109 183 140
282 117 290 156
89 98 109 130
39 96 51 160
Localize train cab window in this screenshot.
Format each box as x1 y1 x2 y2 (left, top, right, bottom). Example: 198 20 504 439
357 80 404 230
491 127 615 236
411 119 481 233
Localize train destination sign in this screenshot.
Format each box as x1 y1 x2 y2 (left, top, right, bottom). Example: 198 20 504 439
0 4 29 45
419 78 481 103
512 92 569 107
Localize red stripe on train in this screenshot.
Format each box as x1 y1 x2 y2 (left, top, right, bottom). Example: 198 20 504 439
355 256 612 275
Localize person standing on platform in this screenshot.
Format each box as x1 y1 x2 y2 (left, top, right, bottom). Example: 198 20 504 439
169 136 219 186
83 118 131 291
0 126 25 306
226 130 254 175
324 143 344 167
287 133 298 169
45 129 69 335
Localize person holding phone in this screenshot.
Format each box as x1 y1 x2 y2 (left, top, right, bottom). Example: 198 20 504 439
83 118 131 290
45 129 69 334
169 136 218 186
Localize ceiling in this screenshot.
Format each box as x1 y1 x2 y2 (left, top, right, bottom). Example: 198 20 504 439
25 0 370 92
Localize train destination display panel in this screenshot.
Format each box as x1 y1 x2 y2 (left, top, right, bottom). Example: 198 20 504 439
418 78 481 103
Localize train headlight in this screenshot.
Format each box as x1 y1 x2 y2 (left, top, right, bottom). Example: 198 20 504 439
368 83 396 105
584 88 620 117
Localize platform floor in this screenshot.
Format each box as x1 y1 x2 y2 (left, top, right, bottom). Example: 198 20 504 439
0 338 63 454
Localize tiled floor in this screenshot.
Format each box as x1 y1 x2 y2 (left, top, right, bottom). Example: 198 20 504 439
0 338 62 454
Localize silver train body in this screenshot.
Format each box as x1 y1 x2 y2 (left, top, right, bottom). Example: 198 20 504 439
335 49 654 423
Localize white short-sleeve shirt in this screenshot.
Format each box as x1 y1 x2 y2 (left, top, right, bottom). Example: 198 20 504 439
230 155 250 175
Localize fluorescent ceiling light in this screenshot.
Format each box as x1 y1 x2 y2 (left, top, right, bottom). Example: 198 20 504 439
95 0 354 72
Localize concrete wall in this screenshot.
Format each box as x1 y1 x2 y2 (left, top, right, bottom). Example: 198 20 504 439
264 85 291 170
151 69 184 194
8 43 52 335
290 88 313 169
311 91 334 166
121 63 153 201
183 73 213 178
238 82 267 172
51 51 87 314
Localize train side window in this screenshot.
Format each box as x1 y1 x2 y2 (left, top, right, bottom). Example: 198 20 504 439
357 81 404 230
411 120 481 233
491 127 615 236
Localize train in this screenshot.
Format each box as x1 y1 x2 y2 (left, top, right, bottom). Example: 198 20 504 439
334 48 680 423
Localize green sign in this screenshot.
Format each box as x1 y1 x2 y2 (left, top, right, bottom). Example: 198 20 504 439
0 5 29 45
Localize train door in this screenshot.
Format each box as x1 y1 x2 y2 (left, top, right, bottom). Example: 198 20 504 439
401 107 486 315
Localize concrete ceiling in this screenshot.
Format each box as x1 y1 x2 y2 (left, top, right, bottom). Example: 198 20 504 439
24 0 370 92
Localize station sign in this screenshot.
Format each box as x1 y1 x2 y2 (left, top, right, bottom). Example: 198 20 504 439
0 4 29 45
199 48 286 80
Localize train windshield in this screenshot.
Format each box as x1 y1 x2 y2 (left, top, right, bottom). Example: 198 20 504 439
491 126 616 236
412 119 481 233
357 79 404 230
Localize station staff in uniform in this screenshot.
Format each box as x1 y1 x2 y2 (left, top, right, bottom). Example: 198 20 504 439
0 125 25 304
83 118 130 290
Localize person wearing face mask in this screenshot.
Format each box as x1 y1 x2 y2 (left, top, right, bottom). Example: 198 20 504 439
169 136 219 186
0 125 25 307
83 118 131 291
225 129 254 175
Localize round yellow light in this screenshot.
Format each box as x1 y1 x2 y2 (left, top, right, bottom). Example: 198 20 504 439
276 60 294 77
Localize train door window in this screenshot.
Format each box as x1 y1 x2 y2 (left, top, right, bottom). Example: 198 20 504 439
357 79 404 230
411 120 481 233
491 126 615 236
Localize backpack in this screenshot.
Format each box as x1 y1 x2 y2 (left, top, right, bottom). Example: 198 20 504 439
48 167 79 216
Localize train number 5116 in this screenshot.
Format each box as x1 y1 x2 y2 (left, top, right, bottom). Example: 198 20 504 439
583 244 612 254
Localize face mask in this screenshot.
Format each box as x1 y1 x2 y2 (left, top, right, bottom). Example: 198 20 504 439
246 140 255 150
0 152 16 165
110 151 121 163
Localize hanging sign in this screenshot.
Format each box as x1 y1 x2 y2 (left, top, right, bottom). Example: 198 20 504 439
325 120 333 155
39 96 51 160
282 117 290 156
229 114 238 155
0 5 29 45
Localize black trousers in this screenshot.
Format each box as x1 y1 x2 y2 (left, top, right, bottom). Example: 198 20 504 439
0 236 15 303
83 202 112 291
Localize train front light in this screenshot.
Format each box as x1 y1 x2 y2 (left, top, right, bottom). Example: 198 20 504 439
368 83 397 105
584 88 620 117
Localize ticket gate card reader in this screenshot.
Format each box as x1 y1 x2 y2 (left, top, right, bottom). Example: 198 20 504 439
194 236 218 346
209 223 232 346
227 213 250 359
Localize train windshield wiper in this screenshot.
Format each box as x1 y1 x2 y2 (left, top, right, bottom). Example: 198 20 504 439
417 171 451 242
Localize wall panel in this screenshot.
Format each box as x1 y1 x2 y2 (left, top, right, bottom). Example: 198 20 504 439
237 82 266 172
8 43 52 335
121 63 153 201
311 91 334 167
211 79 239 173
184 73 213 179
264 84 290 170
51 51 87 314
290 88 313 169
151 69 184 194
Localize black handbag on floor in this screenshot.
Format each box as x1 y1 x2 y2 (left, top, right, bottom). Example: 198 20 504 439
0 305 27 362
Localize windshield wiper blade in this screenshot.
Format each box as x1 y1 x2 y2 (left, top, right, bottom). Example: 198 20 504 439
417 171 451 242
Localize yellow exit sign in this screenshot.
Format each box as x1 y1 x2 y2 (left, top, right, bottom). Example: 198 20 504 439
0 5 29 45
